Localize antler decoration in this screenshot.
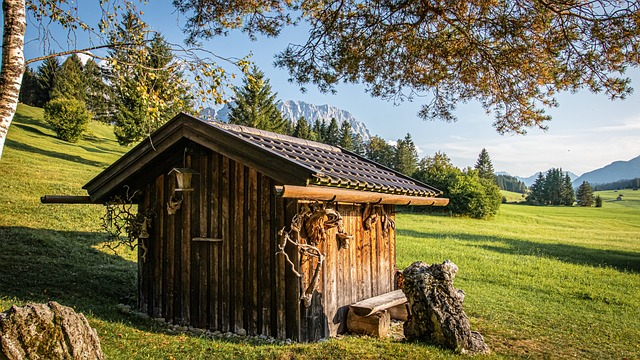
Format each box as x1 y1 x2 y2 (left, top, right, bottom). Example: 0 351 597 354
277 204 353 307
363 204 395 236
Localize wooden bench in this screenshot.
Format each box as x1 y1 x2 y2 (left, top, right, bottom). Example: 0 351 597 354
347 290 409 337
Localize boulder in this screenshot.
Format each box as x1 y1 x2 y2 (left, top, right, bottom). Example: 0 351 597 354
402 261 489 355
0 301 104 360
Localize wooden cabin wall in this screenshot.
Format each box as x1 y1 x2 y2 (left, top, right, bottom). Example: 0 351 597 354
137 145 301 340
136 142 397 342
299 203 396 338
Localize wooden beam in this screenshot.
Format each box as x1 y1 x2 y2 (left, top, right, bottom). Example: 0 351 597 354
40 195 96 204
274 185 449 206
192 237 223 242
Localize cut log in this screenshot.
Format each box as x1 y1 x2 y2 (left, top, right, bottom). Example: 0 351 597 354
349 289 407 317
347 309 390 338
388 303 409 321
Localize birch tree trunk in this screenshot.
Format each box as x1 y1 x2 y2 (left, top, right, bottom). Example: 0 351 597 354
0 0 26 161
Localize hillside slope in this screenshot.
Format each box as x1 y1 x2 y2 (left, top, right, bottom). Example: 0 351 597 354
573 155 640 186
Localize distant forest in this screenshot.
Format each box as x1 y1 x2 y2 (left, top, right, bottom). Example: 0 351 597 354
593 178 640 191
495 174 527 193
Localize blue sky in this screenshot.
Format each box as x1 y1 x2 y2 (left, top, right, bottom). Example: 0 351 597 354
19 1 640 177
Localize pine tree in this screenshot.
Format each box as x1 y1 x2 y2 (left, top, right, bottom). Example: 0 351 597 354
338 120 353 150
51 54 86 102
474 148 495 181
325 118 340 145
108 13 193 145
18 66 38 106
228 66 287 133
527 173 545 205
312 119 324 142
293 116 312 139
394 133 418 176
561 173 576 206
365 135 395 168
543 168 564 205
351 133 366 156
595 194 603 208
34 57 60 107
83 58 111 122
576 181 595 206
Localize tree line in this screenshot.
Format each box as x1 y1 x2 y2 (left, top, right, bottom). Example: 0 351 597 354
593 178 640 191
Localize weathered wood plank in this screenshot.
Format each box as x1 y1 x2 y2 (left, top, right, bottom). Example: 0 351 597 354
349 290 407 317
369 206 378 298
197 152 209 328
164 171 176 323
247 168 258 335
180 155 192 325
275 185 449 206
153 175 164 318
233 161 245 333
347 207 357 305
258 174 271 336
361 206 371 302
274 194 286 339
324 204 338 336
355 206 364 302
221 156 230 332
192 237 223 242
209 152 221 330
284 199 301 341
388 206 397 290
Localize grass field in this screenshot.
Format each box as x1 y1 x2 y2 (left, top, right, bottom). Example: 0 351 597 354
1 104 638 359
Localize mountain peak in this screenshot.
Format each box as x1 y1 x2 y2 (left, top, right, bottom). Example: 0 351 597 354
202 100 372 141
572 155 640 186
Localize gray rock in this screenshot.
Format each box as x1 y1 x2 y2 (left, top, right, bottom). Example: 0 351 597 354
237 328 247 336
0 301 104 360
402 261 490 355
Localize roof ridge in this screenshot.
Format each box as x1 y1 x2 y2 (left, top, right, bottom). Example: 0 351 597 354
207 120 340 153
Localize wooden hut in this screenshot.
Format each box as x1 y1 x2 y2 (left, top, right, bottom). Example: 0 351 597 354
79 113 448 341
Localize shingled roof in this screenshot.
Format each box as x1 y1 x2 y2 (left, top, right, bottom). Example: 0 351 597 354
211 122 441 197
83 113 443 203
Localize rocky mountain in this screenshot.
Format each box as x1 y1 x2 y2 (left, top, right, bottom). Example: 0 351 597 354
201 100 372 141
572 155 640 187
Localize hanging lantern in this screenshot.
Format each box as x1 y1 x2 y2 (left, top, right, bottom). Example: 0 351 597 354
168 168 199 192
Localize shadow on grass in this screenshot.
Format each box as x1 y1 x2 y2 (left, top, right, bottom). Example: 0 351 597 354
13 123 52 137
5 139 109 167
0 226 136 321
398 229 640 273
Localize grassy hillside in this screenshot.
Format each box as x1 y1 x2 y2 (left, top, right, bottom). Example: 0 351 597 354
500 190 526 203
1 104 638 359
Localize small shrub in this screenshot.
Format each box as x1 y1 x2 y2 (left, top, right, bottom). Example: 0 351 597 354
44 97 92 143
595 195 603 207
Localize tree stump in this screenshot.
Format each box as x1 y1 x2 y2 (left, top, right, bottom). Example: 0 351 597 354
402 260 489 355
0 301 104 360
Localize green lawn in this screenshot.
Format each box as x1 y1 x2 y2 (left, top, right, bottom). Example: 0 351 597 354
1 104 638 359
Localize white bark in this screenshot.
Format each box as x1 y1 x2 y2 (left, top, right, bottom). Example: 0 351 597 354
0 0 26 161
